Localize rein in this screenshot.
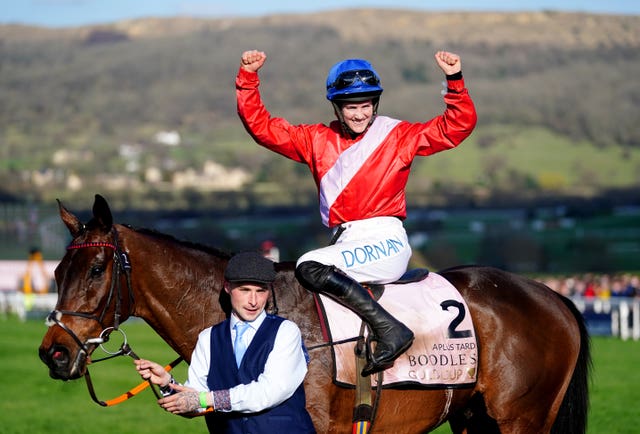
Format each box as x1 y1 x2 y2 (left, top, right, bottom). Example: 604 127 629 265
46 228 182 406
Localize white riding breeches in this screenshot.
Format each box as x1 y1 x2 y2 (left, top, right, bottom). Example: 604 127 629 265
297 216 412 284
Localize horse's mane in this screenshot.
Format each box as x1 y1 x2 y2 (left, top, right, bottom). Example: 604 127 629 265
124 224 233 260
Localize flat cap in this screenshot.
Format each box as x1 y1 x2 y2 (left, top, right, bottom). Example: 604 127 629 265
224 251 276 284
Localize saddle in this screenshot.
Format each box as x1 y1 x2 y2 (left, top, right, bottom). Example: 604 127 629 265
365 268 430 299
314 270 478 389
310 268 477 433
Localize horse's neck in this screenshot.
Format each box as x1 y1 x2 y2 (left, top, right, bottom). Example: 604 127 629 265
126 232 227 360
272 267 326 347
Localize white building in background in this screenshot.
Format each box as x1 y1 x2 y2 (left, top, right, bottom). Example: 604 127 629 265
154 130 181 146
172 160 250 191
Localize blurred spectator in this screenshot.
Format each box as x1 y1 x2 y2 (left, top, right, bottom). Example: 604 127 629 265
541 272 639 299
624 275 639 297
21 247 52 295
595 274 611 299
583 279 597 298
612 275 637 297
261 240 280 262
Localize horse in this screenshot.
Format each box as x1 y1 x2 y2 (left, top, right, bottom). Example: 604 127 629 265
40 194 590 433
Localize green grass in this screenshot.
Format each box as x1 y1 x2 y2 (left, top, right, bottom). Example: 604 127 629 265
2 314 639 433
1 314 202 434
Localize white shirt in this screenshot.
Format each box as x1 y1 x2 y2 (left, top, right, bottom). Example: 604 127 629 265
185 310 308 413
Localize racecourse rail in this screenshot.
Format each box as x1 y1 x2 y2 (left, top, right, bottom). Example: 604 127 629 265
0 260 638 340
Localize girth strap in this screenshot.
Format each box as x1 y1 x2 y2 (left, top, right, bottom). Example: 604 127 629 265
352 323 383 434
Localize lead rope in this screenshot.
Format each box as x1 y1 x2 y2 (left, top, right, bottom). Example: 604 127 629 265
84 339 184 407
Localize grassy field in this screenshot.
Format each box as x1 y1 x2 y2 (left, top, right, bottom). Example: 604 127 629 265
2 313 638 433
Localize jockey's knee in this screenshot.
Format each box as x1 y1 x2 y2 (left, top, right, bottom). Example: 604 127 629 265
295 260 333 292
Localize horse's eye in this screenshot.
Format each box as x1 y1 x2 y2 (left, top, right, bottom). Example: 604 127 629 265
90 265 104 277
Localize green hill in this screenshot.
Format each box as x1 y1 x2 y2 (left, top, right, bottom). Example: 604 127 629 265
1 9 639 209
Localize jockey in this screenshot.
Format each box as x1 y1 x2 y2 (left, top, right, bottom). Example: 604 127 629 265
236 50 477 376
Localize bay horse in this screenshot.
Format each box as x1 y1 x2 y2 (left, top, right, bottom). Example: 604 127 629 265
40 194 590 433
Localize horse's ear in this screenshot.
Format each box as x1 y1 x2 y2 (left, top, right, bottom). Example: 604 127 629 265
92 194 113 231
57 199 84 237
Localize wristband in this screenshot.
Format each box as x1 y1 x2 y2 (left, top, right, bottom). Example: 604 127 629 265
446 71 463 80
159 376 175 395
199 391 208 409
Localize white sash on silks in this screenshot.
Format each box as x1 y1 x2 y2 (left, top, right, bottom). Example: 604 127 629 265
319 116 401 227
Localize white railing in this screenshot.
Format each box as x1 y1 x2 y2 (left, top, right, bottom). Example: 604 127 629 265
0 291 57 321
0 259 58 321
1 258 637 341
570 296 640 341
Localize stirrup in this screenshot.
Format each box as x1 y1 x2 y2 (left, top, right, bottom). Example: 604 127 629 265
362 334 394 376
361 332 414 377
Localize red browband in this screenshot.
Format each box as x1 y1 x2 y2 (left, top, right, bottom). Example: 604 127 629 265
67 242 117 250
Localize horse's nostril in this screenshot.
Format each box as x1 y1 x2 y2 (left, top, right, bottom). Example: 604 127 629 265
52 350 64 360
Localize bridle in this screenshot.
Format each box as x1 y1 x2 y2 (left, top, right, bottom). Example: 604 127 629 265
46 229 134 352
45 227 180 406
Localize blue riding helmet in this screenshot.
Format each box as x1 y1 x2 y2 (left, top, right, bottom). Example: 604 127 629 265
326 59 383 101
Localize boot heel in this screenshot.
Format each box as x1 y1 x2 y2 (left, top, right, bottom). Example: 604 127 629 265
362 328 414 376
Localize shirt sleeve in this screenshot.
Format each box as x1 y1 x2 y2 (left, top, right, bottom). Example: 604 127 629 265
228 320 308 413
184 327 212 392
401 76 477 160
235 67 310 163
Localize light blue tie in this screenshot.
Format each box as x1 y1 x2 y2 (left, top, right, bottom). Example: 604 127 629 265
234 322 250 367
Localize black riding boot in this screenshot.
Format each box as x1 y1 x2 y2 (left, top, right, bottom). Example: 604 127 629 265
296 260 414 376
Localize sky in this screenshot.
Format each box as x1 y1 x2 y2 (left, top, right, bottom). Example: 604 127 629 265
1 0 638 28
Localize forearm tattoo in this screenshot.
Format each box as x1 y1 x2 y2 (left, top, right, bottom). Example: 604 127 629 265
176 391 200 413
